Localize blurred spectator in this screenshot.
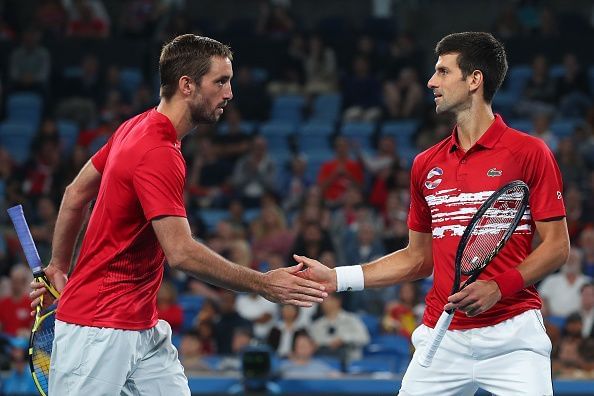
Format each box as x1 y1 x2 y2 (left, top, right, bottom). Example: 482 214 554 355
530 112 558 152
553 313 593 378
179 330 212 372
2 347 37 395
187 137 233 208
9 28 51 93
280 329 340 378
281 154 312 214
381 190 409 252
381 33 424 81
157 280 183 333
343 221 385 268
515 54 556 117
230 68 270 121
329 185 365 251
291 221 335 262
383 67 424 119
564 185 586 242
359 135 399 181
211 107 253 165
555 53 592 117
236 292 277 340
303 34 338 96
310 293 370 362
217 326 254 371
21 136 61 199
493 4 524 38
119 0 171 39
537 7 560 38
29 196 58 261
580 228 594 277
317 136 364 205
577 282 594 338
353 34 380 74
231 136 278 208
538 247 591 318
382 281 424 338
267 33 305 95
0 264 33 337
250 202 295 265
341 56 382 122
35 0 67 38
267 305 305 357
256 1 296 38
64 0 110 38
214 290 252 355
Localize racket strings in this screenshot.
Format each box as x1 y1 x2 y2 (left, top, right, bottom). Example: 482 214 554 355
31 312 55 393
461 186 526 274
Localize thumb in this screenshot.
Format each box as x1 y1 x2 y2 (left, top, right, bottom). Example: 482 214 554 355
284 262 304 274
293 254 320 268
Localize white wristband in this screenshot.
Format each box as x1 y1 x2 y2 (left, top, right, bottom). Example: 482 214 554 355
335 265 364 292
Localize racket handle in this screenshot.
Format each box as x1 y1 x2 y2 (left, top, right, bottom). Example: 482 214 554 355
7 205 43 273
418 310 454 367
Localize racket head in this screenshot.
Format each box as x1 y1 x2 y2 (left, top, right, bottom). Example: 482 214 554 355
29 303 57 396
453 181 529 290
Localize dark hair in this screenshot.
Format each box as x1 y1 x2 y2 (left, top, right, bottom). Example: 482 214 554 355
159 34 233 99
435 32 507 103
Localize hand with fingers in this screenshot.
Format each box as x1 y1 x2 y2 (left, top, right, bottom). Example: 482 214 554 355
292 254 337 293
261 263 328 307
29 262 68 316
444 280 502 317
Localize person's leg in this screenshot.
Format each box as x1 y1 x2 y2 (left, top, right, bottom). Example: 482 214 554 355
474 310 553 396
49 320 133 395
398 324 479 396
122 320 191 396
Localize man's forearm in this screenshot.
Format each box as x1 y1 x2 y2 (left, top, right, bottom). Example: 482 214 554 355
362 246 433 288
50 188 91 272
172 241 265 294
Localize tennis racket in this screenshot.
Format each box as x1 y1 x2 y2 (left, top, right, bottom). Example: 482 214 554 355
418 180 529 367
8 204 60 396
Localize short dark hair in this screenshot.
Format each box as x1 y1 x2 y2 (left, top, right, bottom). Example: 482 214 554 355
159 34 233 99
435 32 507 103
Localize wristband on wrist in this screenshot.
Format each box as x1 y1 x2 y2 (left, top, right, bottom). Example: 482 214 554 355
492 268 524 298
335 265 364 292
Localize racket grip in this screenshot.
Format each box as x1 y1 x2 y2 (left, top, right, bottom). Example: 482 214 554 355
418 310 454 367
7 205 43 274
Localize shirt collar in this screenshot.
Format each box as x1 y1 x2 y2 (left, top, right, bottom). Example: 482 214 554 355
448 114 508 153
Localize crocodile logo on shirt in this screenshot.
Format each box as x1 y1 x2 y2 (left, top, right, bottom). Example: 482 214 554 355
487 168 502 177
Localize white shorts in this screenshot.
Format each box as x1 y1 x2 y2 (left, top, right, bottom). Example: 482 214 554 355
49 319 190 396
399 309 552 396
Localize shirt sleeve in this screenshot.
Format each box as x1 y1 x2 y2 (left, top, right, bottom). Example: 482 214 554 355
407 155 432 233
133 146 187 221
522 139 566 221
91 135 114 174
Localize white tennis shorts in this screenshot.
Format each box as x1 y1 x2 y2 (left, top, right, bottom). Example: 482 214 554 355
399 309 553 396
49 319 190 396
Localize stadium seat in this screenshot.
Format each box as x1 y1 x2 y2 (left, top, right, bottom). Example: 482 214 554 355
347 356 394 374
178 294 205 332
270 94 305 123
340 121 375 150
0 121 37 164
198 209 229 232
120 67 144 97
359 313 381 339
504 65 532 96
57 119 79 154
217 121 257 135
6 92 43 125
550 118 579 138
365 334 410 357
507 118 533 133
310 93 342 122
88 134 109 155
298 121 335 152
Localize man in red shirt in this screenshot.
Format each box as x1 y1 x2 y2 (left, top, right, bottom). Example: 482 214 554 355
30 34 326 395
296 32 569 395
0 264 32 336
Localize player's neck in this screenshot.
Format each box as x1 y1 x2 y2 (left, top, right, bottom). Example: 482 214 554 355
455 103 495 151
156 99 193 140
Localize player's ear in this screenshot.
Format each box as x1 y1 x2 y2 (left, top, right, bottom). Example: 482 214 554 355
178 76 194 96
468 70 483 93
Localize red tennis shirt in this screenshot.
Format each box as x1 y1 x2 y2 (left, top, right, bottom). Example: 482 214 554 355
408 115 566 329
57 109 186 330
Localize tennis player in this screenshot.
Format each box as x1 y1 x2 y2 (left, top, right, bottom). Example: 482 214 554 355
295 32 569 395
29 34 327 395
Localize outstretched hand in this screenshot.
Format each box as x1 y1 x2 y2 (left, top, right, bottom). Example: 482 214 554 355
29 263 68 316
262 263 328 307
292 254 337 293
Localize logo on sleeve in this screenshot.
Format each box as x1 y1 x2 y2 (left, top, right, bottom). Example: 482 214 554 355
425 167 443 189
487 168 502 177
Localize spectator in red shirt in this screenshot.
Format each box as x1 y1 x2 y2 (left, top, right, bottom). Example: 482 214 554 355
0 264 33 337
317 136 364 205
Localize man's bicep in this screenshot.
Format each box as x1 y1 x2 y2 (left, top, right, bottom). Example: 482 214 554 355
68 159 102 204
534 217 569 247
152 216 193 265
408 230 433 264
